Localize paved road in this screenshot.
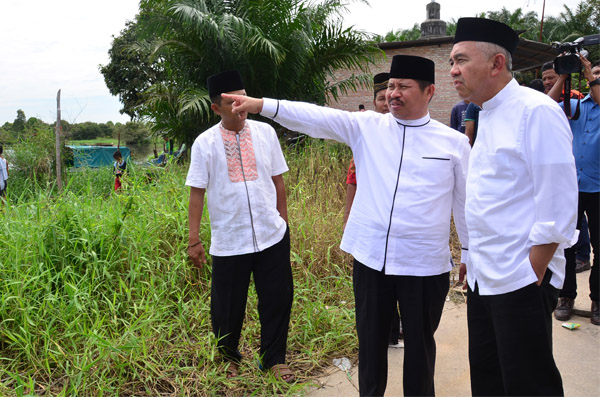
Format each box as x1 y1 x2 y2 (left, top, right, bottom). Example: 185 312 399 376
307 270 600 396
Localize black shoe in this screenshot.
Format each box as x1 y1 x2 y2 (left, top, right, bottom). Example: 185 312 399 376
575 259 591 273
554 297 574 321
592 301 600 326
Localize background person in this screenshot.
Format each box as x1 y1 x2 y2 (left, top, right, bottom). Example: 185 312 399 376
554 57 600 325
451 17 578 396
223 54 470 397
463 102 480 147
543 61 585 101
450 99 469 133
543 57 592 276
0 145 8 199
186 70 295 382
113 150 126 191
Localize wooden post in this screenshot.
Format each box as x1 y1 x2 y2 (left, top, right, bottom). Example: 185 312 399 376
55 89 63 191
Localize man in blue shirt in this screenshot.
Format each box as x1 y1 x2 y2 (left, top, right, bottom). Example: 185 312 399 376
554 57 600 325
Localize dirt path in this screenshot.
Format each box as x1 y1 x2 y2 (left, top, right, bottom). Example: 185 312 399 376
306 270 600 396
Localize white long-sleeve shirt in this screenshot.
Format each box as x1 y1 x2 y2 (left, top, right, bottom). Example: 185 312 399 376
261 98 470 276
466 79 578 295
186 120 288 256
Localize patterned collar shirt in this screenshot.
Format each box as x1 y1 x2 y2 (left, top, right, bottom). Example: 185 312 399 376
185 120 289 256
466 79 578 295
261 99 470 277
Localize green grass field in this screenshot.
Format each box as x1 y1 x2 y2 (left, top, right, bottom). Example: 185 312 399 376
0 139 461 395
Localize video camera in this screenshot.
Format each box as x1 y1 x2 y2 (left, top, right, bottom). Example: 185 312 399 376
551 34 599 75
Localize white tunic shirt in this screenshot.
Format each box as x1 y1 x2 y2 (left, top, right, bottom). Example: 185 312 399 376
262 98 470 277
186 120 289 256
466 79 578 295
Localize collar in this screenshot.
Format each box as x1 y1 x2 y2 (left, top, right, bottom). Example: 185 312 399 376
219 121 249 135
481 78 518 111
582 94 596 104
393 113 431 127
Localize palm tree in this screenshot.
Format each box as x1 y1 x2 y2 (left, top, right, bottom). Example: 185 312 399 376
102 0 382 144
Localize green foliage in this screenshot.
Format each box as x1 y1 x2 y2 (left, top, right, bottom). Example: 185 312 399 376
6 125 62 182
101 0 381 146
372 23 422 43
99 21 164 119
12 109 26 135
69 122 113 141
114 121 153 145
0 141 360 394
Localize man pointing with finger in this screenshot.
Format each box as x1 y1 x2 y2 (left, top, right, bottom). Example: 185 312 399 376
224 55 470 396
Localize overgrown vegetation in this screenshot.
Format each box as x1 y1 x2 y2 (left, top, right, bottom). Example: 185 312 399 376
0 139 381 395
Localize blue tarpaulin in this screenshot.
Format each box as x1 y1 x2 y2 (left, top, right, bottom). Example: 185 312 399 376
66 146 130 168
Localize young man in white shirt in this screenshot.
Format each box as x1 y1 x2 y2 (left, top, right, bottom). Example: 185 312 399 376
450 18 578 396
223 55 470 397
186 70 294 383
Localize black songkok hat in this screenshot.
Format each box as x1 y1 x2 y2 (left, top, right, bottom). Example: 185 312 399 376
454 17 519 55
389 55 435 84
373 72 390 95
207 70 245 98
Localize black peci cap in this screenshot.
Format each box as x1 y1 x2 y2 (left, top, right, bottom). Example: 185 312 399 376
454 17 519 55
207 70 245 98
389 55 435 84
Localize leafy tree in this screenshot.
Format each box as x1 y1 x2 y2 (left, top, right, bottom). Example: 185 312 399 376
485 7 539 40
114 121 152 144
102 0 381 145
100 21 164 119
69 122 114 141
12 109 26 135
372 24 422 43
544 0 600 62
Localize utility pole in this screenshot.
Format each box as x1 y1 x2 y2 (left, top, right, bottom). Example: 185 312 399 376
55 89 63 192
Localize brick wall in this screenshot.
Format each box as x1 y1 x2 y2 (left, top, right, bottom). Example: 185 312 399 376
330 42 464 127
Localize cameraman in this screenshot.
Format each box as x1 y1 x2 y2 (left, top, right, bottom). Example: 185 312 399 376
544 61 584 102
552 55 600 326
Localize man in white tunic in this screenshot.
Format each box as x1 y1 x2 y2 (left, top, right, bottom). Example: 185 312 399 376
224 55 470 396
450 18 578 396
186 70 295 382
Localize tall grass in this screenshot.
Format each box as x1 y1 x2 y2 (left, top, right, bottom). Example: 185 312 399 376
0 138 462 395
0 139 357 395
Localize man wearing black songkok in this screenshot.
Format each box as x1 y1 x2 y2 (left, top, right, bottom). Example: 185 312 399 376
222 55 470 396
450 17 577 396
186 70 295 383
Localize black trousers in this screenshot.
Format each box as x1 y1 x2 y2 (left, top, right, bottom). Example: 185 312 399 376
210 228 293 368
560 191 599 302
467 271 563 396
353 259 449 396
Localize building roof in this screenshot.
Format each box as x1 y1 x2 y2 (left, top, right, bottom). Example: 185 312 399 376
378 36 556 72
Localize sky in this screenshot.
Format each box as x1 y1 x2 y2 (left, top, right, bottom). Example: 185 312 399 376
0 0 583 126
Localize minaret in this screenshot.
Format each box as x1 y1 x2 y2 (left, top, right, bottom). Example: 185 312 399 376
421 1 447 37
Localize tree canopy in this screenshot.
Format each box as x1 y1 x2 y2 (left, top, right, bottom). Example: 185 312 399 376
101 0 382 144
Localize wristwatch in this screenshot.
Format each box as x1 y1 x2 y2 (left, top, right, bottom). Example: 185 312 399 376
590 78 600 87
